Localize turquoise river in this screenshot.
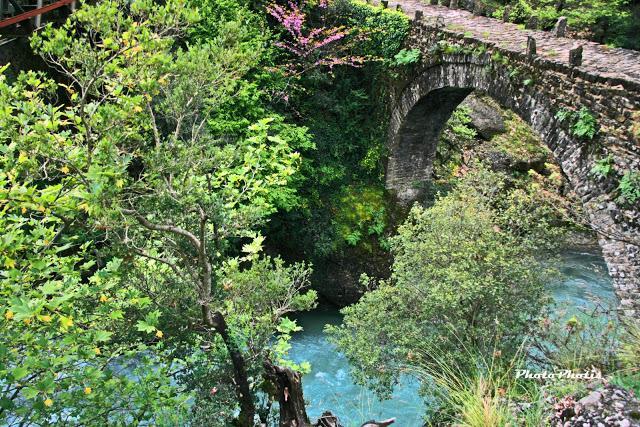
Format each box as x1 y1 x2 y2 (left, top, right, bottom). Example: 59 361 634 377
288 247 618 426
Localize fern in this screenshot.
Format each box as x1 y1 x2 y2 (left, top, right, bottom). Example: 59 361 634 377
345 230 362 246
572 107 598 140
555 108 572 123
590 155 614 178
618 171 640 204
555 107 598 140
393 48 421 66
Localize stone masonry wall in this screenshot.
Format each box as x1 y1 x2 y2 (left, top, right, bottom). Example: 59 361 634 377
386 15 640 316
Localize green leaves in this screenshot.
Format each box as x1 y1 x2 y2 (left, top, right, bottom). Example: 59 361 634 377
276 317 302 334
0 1 199 422
590 155 615 178
11 367 29 381
328 170 555 397
3 0 318 423
393 48 421 66
572 107 599 140
618 171 640 204
136 310 161 334
556 107 599 140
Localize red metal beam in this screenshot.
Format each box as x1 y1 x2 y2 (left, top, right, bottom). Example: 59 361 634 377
0 0 74 29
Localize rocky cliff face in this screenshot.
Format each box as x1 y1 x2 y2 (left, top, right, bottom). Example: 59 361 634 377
313 245 391 306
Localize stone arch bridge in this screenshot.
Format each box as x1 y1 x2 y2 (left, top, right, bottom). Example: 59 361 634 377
380 1 640 315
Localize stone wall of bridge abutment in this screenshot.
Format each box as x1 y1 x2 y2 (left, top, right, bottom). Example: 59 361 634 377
383 10 640 315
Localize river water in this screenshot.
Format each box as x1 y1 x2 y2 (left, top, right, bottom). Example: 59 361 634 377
287 247 618 426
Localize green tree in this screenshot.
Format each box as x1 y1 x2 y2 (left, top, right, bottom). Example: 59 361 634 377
327 180 553 397
0 70 191 425
2 0 317 423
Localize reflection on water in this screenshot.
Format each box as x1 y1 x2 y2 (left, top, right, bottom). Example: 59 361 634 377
288 247 616 425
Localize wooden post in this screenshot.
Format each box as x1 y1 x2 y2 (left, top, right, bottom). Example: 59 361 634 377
35 0 43 27
450 0 458 8
381 0 388 8
414 10 423 21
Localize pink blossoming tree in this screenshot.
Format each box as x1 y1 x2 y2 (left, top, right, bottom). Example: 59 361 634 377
267 0 366 76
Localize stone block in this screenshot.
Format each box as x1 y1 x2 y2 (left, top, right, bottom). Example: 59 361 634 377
525 16 538 30
527 36 537 59
502 6 511 22
569 46 583 67
553 17 568 37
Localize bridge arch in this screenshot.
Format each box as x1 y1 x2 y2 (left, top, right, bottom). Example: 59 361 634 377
387 52 640 315
387 60 563 202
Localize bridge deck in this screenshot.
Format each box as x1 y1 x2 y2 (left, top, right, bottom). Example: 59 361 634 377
377 0 640 87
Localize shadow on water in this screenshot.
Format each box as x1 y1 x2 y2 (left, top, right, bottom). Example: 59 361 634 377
287 246 616 425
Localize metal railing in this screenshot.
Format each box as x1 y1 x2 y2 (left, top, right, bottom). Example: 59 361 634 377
0 0 75 30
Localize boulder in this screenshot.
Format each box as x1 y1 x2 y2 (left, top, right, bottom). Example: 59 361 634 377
460 93 506 140
472 144 548 174
550 385 640 426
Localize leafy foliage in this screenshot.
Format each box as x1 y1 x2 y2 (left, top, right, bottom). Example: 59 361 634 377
266 1 409 267
1 0 321 423
327 171 556 396
329 0 410 61
591 155 615 178
335 186 387 247
618 171 640 204
556 107 599 140
393 48 421 66
434 105 477 182
0 69 190 424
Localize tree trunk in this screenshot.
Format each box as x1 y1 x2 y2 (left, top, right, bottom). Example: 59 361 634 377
205 307 256 426
263 360 310 427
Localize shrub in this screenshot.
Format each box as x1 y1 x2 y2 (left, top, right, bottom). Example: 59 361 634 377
327 186 552 396
618 171 640 204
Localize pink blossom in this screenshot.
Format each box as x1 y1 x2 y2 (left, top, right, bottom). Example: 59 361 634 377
267 0 364 76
